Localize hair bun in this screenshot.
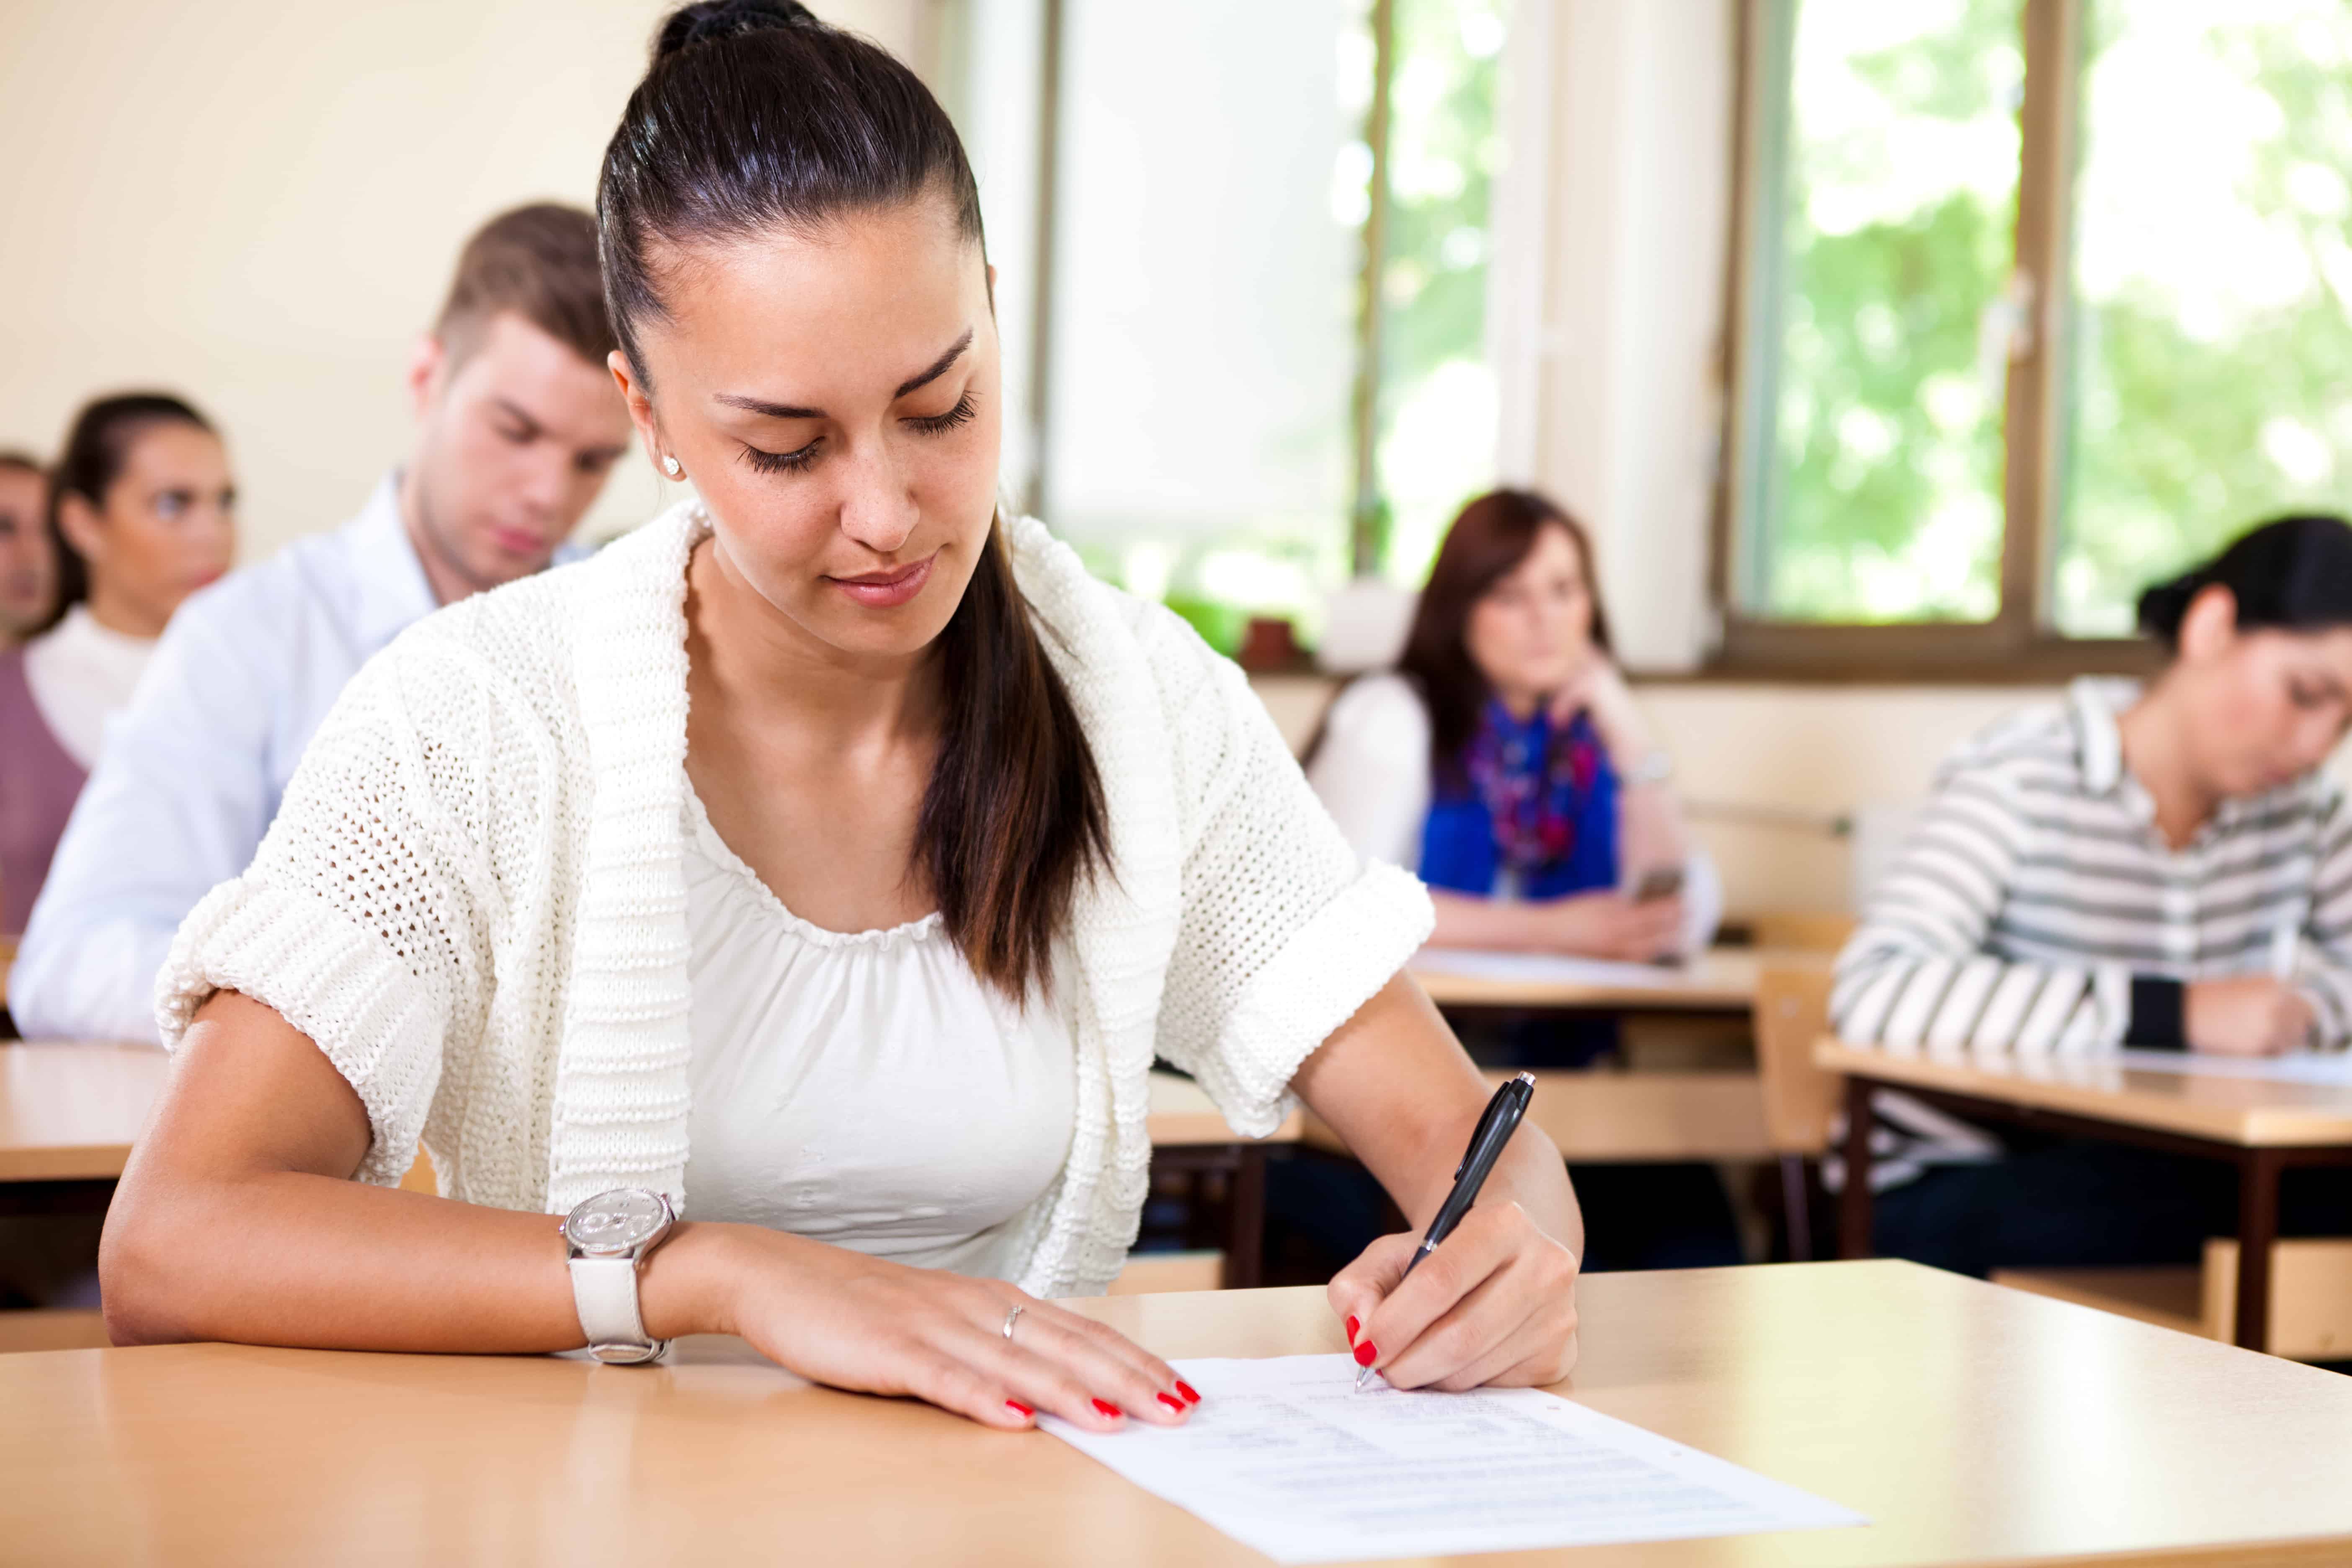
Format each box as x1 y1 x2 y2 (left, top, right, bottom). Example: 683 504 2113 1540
655 0 822 62
2135 571 2203 645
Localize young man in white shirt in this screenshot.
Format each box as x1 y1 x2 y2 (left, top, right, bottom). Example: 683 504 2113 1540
11 204 636 1043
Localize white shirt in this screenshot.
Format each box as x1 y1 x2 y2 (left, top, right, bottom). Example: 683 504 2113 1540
11 476 437 1042
1306 672 1725 952
680 783 1075 1275
155 503 1433 1297
21 604 157 770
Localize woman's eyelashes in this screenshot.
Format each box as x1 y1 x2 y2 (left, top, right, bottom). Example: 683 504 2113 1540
903 389 978 436
740 438 821 475
735 392 981 477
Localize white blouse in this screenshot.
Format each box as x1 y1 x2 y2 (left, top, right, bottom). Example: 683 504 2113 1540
679 781 1075 1279
23 604 156 769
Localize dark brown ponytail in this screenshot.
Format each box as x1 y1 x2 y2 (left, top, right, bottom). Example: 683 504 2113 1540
604 1 1107 997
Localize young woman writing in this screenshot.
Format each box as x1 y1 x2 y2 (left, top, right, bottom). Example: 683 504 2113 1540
1835 515 2352 1271
101 0 1582 1433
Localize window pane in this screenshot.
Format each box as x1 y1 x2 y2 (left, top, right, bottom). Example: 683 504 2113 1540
1045 0 1357 648
2055 3 2352 636
1739 0 2021 623
1374 0 1509 585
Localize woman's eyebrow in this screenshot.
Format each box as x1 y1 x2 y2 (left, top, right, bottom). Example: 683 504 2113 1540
711 327 974 420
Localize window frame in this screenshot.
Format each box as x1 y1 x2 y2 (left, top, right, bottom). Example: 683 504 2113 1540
1709 0 2164 682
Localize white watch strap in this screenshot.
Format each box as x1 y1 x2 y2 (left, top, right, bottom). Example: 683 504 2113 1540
569 1255 654 1352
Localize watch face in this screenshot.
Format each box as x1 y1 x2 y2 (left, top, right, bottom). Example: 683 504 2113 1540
563 1189 670 1256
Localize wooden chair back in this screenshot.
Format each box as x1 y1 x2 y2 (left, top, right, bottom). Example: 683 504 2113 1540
1754 965 1841 1155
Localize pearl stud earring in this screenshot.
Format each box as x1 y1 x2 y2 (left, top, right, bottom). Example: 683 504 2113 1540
662 455 683 477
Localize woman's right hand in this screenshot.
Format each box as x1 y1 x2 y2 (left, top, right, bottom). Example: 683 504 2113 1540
1539 890 1684 962
2186 977 2314 1057
684 1225 1200 1432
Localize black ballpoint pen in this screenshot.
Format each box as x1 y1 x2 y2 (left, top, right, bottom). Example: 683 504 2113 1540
1357 1071 1537 1390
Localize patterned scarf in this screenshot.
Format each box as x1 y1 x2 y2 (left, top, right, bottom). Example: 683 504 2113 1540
1463 698 1602 877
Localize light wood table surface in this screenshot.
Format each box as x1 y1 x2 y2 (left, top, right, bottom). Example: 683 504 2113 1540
1817 1041 2352 1352
0 1039 168 1197
1409 947 1779 1013
7 1261 2350 1565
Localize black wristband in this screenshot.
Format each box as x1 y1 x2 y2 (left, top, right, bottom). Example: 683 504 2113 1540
2126 975 2188 1050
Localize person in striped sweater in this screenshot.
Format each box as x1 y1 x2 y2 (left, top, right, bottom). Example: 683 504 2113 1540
1833 515 2352 1275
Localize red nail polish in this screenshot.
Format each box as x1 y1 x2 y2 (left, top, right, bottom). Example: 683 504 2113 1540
1175 1380 1202 1405
1353 1339 1378 1367
1156 1391 1185 1413
1345 1315 1359 1344
1005 1400 1034 1418
1091 1398 1122 1419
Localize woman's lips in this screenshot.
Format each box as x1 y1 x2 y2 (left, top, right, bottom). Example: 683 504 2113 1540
826 554 934 609
490 524 546 558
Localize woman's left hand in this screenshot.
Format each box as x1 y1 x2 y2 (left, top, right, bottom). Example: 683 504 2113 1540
1326 1201 1580 1391
1549 653 1648 758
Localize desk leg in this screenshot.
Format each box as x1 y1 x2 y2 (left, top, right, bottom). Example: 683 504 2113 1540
2233 1148 2282 1352
1223 1145 1266 1290
1839 1078 1876 1260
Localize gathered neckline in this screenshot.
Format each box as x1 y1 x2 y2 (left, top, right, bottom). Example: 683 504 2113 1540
680 773 945 950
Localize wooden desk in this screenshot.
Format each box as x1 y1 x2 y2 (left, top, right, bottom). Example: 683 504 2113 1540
1818 1041 2352 1353
1410 946 1777 1014
1304 1068 1772 1163
0 1047 1295 1278
0 1039 167 1213
1144 1070 1299 1289
7 1262 2351 1565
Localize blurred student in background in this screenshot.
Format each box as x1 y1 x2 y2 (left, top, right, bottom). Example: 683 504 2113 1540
0 395 234 940
1302 487 1736 1271
10 204 629 1043
1310 488 1721 962
0 453 56 643
1834 515 2352 1275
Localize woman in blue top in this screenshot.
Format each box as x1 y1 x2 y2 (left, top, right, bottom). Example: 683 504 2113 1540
1303 489 1736 1271
1311 488 1720 959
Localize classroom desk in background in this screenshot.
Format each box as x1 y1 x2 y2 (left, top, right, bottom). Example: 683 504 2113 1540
1407 945 1782 1015
0 1045 1297 1277
8 1261 2351 1565
0 1039 167 1213
1819 1040 2352 1354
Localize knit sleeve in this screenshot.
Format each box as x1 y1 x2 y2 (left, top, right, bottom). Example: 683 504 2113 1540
1144 613 1435 1137
153 639 511 1186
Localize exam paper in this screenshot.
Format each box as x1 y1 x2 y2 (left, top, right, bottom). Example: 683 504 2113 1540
2116 1048 2352 1086
1041 1354 1864 1564
1408 948 1689 990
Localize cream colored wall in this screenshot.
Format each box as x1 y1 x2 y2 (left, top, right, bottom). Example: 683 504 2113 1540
0 0 929 565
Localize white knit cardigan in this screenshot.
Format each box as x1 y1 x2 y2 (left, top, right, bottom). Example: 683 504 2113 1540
157 503 1431 1297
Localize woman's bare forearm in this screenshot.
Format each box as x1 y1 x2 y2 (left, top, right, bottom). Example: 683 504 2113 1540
1429 890 1553 951
100 990 738 1351
1293 974 1582 1255
103 1162 737 1351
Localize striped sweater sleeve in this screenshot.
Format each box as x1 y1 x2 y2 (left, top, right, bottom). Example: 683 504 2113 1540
1831 768 2129 1056
2296 792 2352 1051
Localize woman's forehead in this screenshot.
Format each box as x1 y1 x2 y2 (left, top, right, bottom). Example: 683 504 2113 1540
648 205 985 388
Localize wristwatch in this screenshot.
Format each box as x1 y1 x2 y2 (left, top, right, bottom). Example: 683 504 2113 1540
561 1188 677 1364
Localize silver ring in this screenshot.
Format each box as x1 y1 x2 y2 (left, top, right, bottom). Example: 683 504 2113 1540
1002 1305 1026 1341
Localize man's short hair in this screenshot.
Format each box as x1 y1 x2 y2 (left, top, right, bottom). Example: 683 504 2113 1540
434 203 617 370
